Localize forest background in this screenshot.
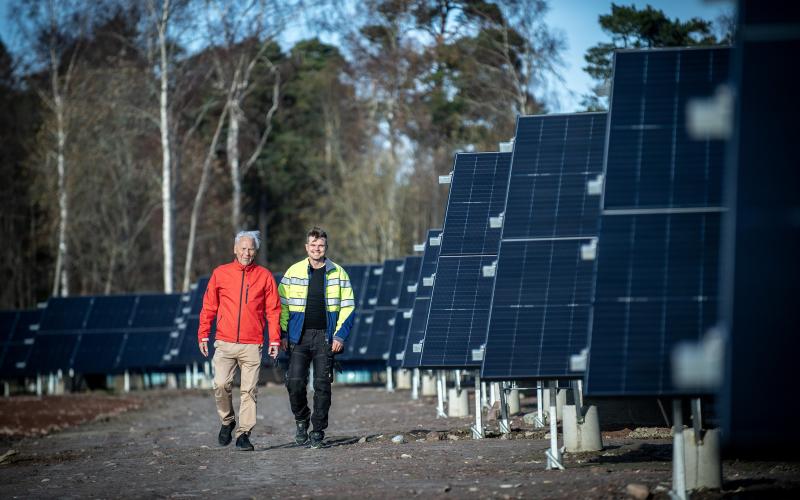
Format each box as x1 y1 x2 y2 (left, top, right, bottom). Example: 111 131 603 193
0 0 729 308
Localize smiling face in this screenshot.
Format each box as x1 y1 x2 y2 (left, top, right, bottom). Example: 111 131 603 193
234 236 257 266
305 236 327 263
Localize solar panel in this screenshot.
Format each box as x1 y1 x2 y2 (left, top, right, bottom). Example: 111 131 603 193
386 255 422 367
419 152 511 368
119 330 173 370
340 264 383 361
0 310 41 376
360 259 404 361
387 310 412 368
715 1 799 457
585 47 730 396
131 294 182 328
481 112 607 381
84 295 136 330
401 229 442 369
72 333 126 374
38 296 93 331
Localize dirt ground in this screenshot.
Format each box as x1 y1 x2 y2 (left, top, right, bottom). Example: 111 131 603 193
0 385 798 499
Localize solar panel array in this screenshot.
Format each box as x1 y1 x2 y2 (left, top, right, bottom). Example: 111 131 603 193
585 47 730 396
401 229 442 369
481 113 607 381
418 153 512 369
340 264 383 362
0 310 41 377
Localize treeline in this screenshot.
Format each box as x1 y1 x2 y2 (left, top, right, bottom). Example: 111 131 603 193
1 0 562 308
0 1 728 309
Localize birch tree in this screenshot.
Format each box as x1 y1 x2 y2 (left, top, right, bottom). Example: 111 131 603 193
202 0 284 233
146 0 178 292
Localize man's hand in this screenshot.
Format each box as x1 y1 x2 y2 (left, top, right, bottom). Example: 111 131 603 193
331 339 344 353
281 339 288 352
268 345 279 359
199 341 209 357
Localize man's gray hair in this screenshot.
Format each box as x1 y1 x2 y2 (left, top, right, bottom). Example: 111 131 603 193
235 230 261 250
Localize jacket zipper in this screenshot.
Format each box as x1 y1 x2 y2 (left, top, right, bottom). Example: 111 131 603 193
236 269 245 343
245 284 249 303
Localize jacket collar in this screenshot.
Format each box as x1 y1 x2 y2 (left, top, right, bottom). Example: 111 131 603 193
307 258 336 273
232 258 257 272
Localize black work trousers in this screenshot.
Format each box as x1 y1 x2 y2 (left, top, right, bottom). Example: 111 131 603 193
286 328 333 432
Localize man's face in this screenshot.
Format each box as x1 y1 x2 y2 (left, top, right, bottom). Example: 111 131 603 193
234 237 257 266
305 237 327 261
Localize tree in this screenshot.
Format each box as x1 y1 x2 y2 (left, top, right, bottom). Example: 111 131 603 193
581 3 722 110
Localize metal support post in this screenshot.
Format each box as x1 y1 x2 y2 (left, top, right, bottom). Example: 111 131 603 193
672 399 687 500
481 381 488 408
411 368 420 400
36 374 42 396
436 371 447 418
184 365 191 389
124 370 131 393
535 380 545 428
545 380 564 470
386 367 395 392
454 370 462 394
691 397 703 445
471 371 484 439
499 381 511 434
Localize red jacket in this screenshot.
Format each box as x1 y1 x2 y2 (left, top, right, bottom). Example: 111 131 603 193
198 260 281 346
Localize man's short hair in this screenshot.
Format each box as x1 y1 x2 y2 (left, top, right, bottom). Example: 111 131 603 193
235 230 261 250
306 226 328 243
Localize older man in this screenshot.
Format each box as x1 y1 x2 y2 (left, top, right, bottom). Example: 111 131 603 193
198 230 281 451
279 227 355 448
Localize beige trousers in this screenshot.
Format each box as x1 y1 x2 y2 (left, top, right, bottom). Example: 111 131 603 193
212 340 262 437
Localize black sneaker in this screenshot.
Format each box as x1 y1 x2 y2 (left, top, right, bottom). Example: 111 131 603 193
295 420 309 445
309 430 324 449
218 421 235 446
235 432 254 451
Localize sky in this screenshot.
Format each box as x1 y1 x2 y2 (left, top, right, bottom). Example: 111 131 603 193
0 0 733 113
541 0 733 112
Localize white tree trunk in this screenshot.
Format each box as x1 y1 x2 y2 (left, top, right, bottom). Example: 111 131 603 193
158 0 174 292
53 97 69 297
227 102 242 232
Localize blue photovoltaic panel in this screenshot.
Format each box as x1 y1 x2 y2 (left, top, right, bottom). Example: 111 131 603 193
0 310 41 376
502 114 606 239
360 259 404 360
385 255 422 366
119 330 173 370
419 152 511 368
130 294 182 328
396 256 422 310
375 259 404 308
482 239 597 380
419 255 497 367
190 277 210 316
585 47 730 396
28 334 80 372
84 295 136 330
341 263 384 361
387 310 412 368
343 264 370 307
38 296 93 331
401 229 442 368
718 1 799 456
603 48 729 209
481 112 607 381
440 153 512 257
72 333 126 374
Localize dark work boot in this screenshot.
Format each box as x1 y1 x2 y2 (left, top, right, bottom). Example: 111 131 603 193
235 432 254 451
218 421 235 446
295 420 310 445
309 430 324 449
